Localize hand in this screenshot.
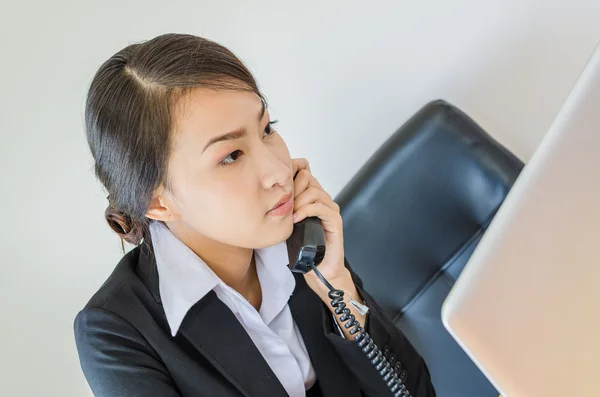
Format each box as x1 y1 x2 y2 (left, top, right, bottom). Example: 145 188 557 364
291 158 354 300
291 158 367 339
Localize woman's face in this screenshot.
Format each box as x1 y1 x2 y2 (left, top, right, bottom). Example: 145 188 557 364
155 87 295 249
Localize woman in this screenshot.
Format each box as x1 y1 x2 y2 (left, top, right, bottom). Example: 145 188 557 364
74 33 436 397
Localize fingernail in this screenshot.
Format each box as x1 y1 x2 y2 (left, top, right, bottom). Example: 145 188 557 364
292 213 298 222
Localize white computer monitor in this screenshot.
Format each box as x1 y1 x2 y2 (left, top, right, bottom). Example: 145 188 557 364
442 44 600 397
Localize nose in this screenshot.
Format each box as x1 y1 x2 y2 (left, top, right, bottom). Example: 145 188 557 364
258 147 293 190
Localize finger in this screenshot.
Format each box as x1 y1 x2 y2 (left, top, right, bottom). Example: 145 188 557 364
293 202 343 235
293 169 323 195
294 186 338 213
293 203 344 254
292 158 311 177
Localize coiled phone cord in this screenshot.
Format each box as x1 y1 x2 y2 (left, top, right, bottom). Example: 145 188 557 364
308 262 412 397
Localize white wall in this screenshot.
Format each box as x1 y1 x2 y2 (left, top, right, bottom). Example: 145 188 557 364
0 1 598 396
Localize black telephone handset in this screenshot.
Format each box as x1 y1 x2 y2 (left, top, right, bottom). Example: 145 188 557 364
286 217 412 397
286 217 326 274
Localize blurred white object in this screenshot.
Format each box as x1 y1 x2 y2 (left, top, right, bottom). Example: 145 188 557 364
442 43 600 397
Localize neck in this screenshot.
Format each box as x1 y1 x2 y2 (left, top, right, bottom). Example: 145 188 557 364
164 221 262 309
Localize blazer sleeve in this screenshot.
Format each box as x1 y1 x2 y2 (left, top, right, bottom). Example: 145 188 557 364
321 257 437 397
74 308 183 397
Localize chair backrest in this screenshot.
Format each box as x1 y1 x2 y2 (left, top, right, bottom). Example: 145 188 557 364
336 100 523 317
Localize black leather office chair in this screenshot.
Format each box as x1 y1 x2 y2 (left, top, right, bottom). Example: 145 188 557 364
336 100 524 397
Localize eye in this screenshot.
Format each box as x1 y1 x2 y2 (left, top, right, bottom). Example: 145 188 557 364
264 120 279 137
219 150 243 167
219 120 279 167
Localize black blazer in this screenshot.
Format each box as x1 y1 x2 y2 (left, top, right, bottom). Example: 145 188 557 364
74 240 436 397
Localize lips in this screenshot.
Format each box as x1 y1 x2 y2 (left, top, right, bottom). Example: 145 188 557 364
270 191 293 211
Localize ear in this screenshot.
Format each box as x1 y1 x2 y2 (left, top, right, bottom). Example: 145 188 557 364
145 186 180 222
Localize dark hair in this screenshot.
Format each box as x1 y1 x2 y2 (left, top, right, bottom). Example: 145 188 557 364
85 33 266 252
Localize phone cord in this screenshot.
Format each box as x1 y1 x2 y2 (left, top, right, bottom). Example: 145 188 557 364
308 263 412 397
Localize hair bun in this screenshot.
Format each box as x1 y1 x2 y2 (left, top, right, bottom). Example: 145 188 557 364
104 206 144 246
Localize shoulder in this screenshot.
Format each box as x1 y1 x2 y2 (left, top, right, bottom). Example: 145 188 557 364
73 245 162 338
81 246 143 311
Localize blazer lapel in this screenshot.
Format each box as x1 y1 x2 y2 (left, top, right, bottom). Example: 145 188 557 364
288 272 362 397
177 292 289 397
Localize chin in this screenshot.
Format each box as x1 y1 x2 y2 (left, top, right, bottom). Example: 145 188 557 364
254 217 294 248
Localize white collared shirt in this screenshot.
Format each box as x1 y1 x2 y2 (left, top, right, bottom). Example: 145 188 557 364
149 220 317 396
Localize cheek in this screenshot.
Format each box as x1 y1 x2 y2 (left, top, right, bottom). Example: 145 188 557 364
202 179 256 215
179 183 254 235
171 167 258 222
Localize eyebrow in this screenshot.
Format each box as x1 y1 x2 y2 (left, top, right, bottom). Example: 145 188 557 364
202 100 267 153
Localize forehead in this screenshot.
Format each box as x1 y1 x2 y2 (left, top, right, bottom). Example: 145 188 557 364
173 87 264 144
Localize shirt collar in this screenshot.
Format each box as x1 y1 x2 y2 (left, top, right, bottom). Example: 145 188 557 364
149 220 295 336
